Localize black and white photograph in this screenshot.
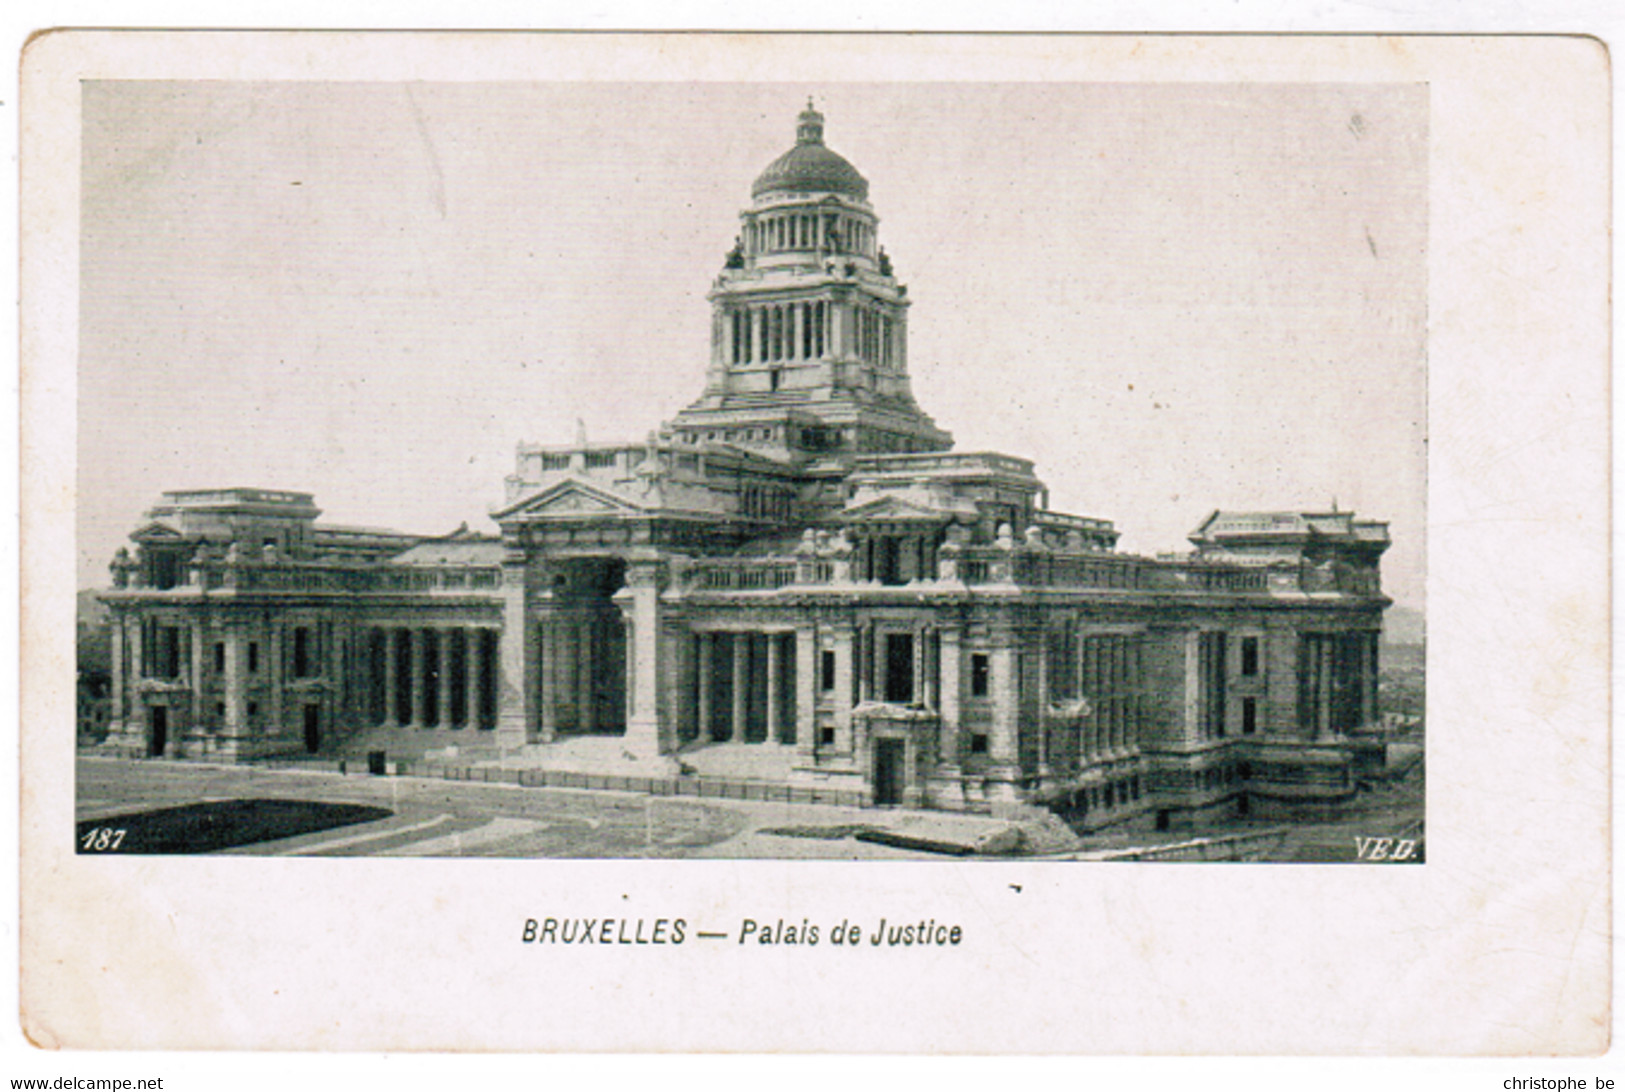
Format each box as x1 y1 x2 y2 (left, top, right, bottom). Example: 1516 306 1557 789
18 31 1608 1058
74 79 1426 863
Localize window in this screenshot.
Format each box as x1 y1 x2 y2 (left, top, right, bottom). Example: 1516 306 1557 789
1241 636 1260 676
143 623 182 680
248 641 259 674
214 702 224 721
151 552 182 590
247 701 258 720
884 633 914 704
214 643 225 674
820 649 836 692
820 726 836 746
293 626 312 678
1242 697 1257 734
970 653 990 698
968 733 989 755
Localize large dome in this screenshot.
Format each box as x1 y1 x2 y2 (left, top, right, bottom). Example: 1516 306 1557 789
750 104 869 201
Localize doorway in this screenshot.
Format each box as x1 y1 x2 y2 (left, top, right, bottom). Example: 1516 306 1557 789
873 737 905 806
303 704 321 753
147 706 168 757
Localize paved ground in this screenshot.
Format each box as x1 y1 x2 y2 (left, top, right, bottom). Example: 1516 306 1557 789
76 752 1423 861
76 757 1001 860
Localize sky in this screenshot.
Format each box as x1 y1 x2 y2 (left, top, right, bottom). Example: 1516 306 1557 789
79 80 1427 609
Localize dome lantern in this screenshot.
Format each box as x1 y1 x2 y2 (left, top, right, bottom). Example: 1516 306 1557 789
796 99 824 145
751 104 869 201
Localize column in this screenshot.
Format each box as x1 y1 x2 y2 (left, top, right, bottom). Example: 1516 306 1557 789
1080 636 1096 759
382 629 398 726
697 632 713 740
464 628 482 731
535 621 555 741
1318 638 1334 739
185 618 203 723
129 615 144 682
404 629 424 727
731 633 748 742
108 611 125 732
766 632 783 744
1363 632 1380 728
1130 635 1146 750
1035 629 1050 775
554 617 570 735
437 628 453 729
1106 637 1120 754
623 617 637 723
579 618 597 733
856 624 872 703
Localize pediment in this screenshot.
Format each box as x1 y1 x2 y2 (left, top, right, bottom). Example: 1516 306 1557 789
492 479 646 521
130 521 187 543
839 496 954 524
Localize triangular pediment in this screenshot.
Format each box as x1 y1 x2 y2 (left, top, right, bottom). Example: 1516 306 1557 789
492 478 647 521
839 496 955 524
131 521 187 543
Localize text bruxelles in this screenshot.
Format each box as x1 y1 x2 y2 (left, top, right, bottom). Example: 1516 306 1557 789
521 917 963 947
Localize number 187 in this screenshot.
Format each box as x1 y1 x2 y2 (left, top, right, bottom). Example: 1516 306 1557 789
80 827 126 851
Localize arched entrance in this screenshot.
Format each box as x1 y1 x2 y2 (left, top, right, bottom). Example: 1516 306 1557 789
540 558 627 736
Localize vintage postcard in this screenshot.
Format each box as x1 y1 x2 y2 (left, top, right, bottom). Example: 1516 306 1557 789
18 32 1609 1054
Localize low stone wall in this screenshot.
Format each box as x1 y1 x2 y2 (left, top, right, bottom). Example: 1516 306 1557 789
1095 827 1291 862
249 754 870 809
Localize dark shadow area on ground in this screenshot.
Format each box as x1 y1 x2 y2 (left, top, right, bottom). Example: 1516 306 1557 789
77 799 393 854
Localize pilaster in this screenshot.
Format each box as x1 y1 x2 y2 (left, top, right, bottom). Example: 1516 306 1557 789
986 625 1020 803
268 622 285 740
930 625 966 810
617 560 674 761
495 556 531 747
221 622 247 756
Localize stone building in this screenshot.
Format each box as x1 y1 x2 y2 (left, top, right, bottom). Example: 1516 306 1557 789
97 104 1391 828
